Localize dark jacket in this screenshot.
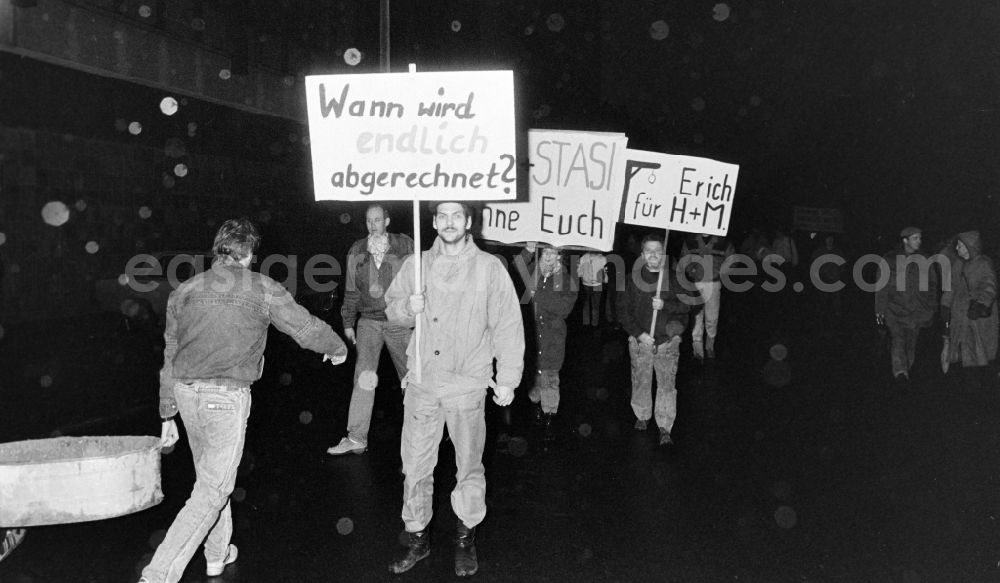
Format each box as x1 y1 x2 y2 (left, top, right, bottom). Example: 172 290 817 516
518 249 578 371
681 234 734 282
341 232 415 329
874 246 938 327
619 263 699 344
159 259 348 417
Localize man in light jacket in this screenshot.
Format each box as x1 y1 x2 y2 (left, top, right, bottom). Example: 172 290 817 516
384 201 524 578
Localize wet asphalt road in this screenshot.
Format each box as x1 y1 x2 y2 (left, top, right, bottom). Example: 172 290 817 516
3 286 1000 582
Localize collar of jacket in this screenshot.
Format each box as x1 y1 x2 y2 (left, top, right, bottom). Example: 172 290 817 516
428 234 479 259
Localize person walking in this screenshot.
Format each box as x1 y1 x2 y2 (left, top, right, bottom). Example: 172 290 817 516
384 201 524 577
619 233 699 447
519 242 578 438
874 226 938 384
328 204 414 456
138 218 347 583
680 233 733 360
941 230 997 387
578 252 608 329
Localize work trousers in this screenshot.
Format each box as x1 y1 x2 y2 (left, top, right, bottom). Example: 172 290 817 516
400 386 487 532
691 281 722 344
528 369 560 414
628 336 681 433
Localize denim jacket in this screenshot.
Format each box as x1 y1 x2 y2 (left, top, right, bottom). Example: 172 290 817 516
159 259 348 418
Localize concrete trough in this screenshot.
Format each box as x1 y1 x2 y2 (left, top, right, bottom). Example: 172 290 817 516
0 436 162 527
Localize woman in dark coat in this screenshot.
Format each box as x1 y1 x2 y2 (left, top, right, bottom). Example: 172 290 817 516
519 243 578 435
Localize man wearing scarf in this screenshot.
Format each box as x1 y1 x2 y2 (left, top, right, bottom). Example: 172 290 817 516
328 204 414 456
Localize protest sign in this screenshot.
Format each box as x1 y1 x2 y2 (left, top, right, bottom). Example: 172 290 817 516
480 129 628 251
793 206 844 233
618 149 739 236
304 70 517 201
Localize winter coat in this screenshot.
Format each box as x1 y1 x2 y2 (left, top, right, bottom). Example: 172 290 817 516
874 247 938 328
942 231 998 367
518 249 578 371
618 263 700 345
385 235 525 394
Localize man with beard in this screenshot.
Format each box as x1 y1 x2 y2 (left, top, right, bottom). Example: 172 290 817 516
384 201 524 577
619 233 699 446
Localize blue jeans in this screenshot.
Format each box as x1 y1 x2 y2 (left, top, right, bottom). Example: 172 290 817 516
346 318 411 444
142 382 251 583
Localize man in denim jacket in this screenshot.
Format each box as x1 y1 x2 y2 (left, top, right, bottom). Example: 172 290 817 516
139 218 348 583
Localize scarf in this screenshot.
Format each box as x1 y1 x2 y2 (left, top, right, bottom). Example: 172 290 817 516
366 233 390 269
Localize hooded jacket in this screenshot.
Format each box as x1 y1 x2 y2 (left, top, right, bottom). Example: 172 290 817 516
385 235 525 394
942 231 998 366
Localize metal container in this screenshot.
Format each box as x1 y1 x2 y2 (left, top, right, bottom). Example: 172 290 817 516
0 436 163 527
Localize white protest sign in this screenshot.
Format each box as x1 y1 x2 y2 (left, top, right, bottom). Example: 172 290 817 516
304 70 517 201
619 149 739 236
480 129 628 251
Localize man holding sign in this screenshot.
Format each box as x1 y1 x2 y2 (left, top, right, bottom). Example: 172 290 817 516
618 234 700 447
384 201 524 577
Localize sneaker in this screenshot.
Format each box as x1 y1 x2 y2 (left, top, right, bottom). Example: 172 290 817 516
326 437 367 456
658 430 674 446
0 528 25 564
634 419 648 431
206 543 238 577
693 341 705 361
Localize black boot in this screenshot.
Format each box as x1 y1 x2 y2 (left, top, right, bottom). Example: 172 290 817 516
454 521 478 577
389 528 430 574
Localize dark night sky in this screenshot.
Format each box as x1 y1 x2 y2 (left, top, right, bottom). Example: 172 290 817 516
8 0 999 246
381 0 1000 242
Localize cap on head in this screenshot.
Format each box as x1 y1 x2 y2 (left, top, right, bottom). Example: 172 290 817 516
900 226 921 239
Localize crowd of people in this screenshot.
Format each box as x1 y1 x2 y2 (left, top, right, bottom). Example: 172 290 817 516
136 204 996 582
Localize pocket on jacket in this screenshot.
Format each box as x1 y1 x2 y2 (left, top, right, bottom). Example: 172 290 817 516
205 401 237 412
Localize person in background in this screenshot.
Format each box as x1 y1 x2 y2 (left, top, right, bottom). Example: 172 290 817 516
619 233 699 447
941 230 997 388
518 242 578 439
578 252 608 329
138 218 347 583
772 228 799 268
874 226 938 385
810 234 847 317
327 203 414 456
384 201 524 578
680 233 734 360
